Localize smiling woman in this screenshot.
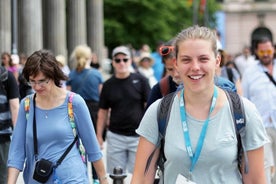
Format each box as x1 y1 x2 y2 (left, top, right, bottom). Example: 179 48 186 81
131 25 268 184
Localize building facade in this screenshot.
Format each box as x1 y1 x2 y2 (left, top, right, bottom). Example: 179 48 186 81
219 0 276 55
0 0 104 68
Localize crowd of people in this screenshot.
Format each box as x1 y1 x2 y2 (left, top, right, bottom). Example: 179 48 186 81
0 24 275 184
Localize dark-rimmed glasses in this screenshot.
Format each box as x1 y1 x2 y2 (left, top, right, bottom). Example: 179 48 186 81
114 58 129 63
28 79 50 87
159 46 174 56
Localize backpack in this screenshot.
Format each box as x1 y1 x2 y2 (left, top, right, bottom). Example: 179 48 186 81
24 92 86 163
146 90 248 182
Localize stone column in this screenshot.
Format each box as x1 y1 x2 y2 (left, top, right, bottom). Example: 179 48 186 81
87 0 104 66
42 0 67 59
67 0 87 68
0 0 11 54
18 0 43 56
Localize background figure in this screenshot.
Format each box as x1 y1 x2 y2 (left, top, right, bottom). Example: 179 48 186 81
1 52 19 83
56 55 70 89
217 49 242 95
151 41 164 81
137 52 157 88
0 66 19 184
7 50 107 184
234 45 256 78
17 53 34 101
131 25 268 184
242 37 276 184
97 46 151 174
146 40 182 108
66 45 104 184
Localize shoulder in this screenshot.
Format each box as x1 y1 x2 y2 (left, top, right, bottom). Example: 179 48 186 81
67 92 85 105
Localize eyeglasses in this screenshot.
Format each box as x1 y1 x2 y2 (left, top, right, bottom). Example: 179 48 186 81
159 46 174 56
27 79 50 87
257 49 273 57
114 58 129 63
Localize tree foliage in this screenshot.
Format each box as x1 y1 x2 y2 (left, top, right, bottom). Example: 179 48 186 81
104 0 220 51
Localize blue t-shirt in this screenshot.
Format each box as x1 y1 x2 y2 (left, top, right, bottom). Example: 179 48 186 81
8 92 102 183
67 68 103 102
151 52 164 81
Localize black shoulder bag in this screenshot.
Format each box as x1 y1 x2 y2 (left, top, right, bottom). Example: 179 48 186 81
32 94 78 183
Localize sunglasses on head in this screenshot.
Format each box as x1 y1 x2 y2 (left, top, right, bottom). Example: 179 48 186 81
159 46 174 56
257 49 273 57
114 58 129 63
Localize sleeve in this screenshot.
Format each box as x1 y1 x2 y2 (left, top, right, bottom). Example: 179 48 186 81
146 83 162 109
136 99 161 145
142 76 152 104
242 97 269 151
7 99 28 170
72 94 103 162
99 82 110 109
6 71 20 99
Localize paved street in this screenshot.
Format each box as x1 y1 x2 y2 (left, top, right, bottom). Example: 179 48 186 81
17 142 132 183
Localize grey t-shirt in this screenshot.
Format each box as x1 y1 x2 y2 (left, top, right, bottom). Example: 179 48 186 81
137 93 268 183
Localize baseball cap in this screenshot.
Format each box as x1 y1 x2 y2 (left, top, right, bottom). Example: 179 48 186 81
112 46 131 58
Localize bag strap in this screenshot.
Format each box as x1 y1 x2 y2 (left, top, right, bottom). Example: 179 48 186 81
264 71 276 87
32 93 78 167
68 92 86 163
159 76 170 97
226 67 234 83
144 92 176 174
225 90 248 174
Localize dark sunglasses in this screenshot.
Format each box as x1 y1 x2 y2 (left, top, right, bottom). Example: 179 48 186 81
159 46 174 56
114 58 129 63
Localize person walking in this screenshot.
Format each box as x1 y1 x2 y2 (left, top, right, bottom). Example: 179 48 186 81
66 45 104 184
242 37 276 184
131 25 268 184
7 50 108 184
0 66 19 184
96 46 151 174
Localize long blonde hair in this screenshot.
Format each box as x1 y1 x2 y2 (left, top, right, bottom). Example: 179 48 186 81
71 45 92 72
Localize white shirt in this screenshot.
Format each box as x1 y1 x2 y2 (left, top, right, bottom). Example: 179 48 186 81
242 60 276 128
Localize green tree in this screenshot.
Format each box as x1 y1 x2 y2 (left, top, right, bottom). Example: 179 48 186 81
104 0 220 51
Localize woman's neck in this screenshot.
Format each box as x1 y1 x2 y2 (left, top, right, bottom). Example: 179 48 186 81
183 86 216 120
36 87 66 109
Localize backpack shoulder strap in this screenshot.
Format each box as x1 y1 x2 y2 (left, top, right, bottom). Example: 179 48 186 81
157 92 176 137
67 92 86 163
144 92 176 174
24 95 33 120
159 76 170 97
225 90 248 174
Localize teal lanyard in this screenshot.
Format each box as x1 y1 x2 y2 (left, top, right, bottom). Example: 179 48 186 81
179 87 218 172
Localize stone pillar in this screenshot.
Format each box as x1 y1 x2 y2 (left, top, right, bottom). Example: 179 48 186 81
0 0 11 54
18 0 43 56
67 0 87 68
87 0 104 66
42 0 67 59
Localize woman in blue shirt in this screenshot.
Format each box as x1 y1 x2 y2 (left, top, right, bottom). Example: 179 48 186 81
7 50 108 184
